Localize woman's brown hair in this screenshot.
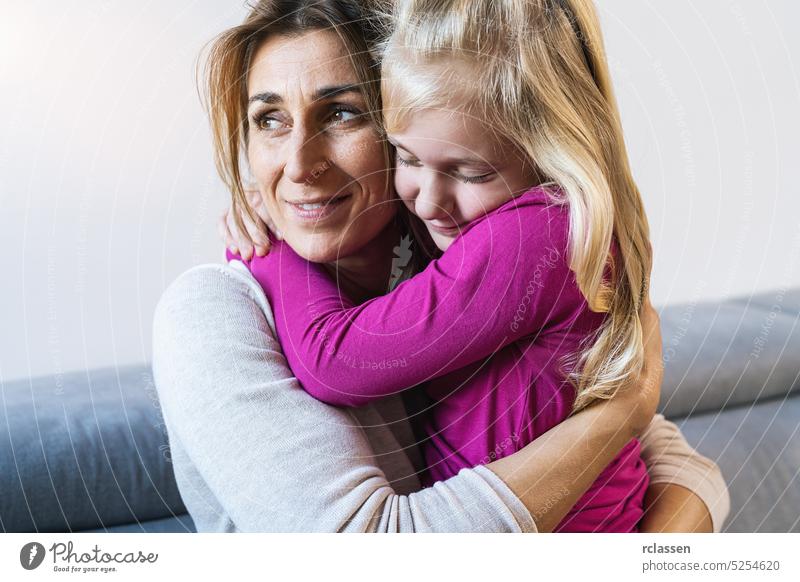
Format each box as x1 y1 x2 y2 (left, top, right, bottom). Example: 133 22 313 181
199 0 389 238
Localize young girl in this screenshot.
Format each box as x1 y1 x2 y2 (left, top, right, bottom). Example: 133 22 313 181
231 0 653 532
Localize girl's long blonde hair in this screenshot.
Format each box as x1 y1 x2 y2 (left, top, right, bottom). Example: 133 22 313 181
381 0 652 413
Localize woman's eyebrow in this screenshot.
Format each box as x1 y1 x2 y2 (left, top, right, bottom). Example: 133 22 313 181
313 84 360 101
248 91 281 106
248 84 360 107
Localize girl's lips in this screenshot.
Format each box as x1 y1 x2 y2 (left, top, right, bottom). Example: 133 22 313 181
427 221 465 237
285 194 351 223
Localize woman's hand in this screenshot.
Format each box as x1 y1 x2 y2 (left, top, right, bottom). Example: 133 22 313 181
626 292 714 532
218 187 280 261
639 483 714 532
607 294 664 437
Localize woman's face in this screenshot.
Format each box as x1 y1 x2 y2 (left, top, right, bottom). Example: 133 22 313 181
246 30 395 263
389 108 538 251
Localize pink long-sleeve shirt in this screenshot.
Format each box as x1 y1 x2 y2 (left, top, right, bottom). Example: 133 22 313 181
232 185 649 532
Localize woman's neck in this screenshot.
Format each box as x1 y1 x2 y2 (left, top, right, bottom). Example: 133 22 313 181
323 222 399 304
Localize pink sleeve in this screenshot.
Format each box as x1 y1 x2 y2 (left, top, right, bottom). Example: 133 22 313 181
239 195 589 407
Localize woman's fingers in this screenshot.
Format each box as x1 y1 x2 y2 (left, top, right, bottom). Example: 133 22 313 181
637 294 664 423
641 298 662 365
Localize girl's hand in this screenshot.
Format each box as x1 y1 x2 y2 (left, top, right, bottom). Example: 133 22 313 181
218 187 281 261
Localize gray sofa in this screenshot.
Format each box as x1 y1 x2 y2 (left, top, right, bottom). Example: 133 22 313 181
2 287 798 533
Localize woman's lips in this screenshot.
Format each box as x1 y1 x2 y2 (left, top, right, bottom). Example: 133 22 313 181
285 194 351 223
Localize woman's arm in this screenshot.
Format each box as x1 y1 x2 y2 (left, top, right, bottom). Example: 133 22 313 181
153 262 531 532
641 483 712 532
637 414 730 533
239 189 591 406
152 260 658 532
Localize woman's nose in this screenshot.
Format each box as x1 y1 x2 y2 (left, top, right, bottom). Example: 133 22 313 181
413 172 454 221
283 125 329 184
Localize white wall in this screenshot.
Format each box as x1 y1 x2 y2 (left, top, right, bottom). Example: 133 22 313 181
1 0 799 383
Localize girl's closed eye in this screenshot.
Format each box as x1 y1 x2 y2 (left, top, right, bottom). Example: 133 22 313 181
395 152 421 167
454 169 495 184
396 150 494 183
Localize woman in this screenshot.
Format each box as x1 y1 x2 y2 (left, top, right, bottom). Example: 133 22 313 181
153 0 729 532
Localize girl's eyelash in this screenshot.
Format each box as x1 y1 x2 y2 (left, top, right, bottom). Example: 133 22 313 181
395 151 493 183
460 173 493 184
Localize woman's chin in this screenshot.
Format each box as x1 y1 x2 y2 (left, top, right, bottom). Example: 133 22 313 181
283 231 350 264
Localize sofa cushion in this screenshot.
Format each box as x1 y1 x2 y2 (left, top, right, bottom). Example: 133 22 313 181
0 364 185 532
81 513 195 533
658 287 800 419
676 394 800 532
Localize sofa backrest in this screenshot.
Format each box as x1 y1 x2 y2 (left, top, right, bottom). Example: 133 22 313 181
658 287 800 419
0 364 184 532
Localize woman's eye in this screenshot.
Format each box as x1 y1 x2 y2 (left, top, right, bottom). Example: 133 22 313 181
328 107 362 126
251 112 286 132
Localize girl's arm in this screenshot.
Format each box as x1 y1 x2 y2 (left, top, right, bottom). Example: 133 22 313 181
239 190 590 406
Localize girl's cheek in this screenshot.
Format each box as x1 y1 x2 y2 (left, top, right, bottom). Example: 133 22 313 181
393 167 417 205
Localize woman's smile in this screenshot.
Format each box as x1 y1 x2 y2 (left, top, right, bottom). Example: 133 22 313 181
283 192 353 223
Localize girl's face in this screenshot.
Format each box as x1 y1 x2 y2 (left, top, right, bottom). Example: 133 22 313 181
246 30 395 263
389 107 539 250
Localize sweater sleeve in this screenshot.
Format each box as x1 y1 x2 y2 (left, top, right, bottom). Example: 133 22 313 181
152 261 536 532
239 190 588 407
638 414 731 533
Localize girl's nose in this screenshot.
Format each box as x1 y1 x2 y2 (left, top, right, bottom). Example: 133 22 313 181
413 171 454 221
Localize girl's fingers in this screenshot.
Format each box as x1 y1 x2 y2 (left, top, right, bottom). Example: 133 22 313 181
246 187 281 250
226 206 254 261
253 201 281 241
218 211 238 255
242 207 271 257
